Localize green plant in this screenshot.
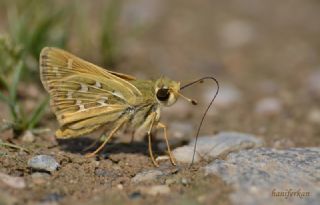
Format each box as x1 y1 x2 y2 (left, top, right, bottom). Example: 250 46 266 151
0 36 49 135
5 0 71 79
0 0 72 136
101 0 123 67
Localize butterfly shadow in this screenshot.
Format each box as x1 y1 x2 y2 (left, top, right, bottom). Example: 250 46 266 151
57 136 164 157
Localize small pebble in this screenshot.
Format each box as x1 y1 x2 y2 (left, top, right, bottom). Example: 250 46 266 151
140 185 170 196
181 178 189 186
21 130 35 142
28 155 60 172
117 184 124 190
255 97 282 116
0 172 26 189
155 155 170 162
172 146 200 164
132 169 164 183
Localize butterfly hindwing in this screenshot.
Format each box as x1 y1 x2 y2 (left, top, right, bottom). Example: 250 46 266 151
40 47 142 138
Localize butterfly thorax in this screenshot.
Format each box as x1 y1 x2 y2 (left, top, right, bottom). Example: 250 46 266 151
126 77 180 131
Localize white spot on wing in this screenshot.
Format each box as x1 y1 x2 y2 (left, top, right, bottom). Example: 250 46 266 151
80 83 88 92
95 81 102 88
76 100 85 111
112 91 124 99
97 97 108 106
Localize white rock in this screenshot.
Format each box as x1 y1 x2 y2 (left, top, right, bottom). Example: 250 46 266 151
28 155 60 172
203 147 320 205
189 132 264 161
0 172 26 189
141 185 170 196
132 170 164 183
172 145 200 164
255 97 282 116
21 130 35 142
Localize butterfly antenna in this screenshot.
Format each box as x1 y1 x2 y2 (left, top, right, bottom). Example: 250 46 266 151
180 76 219 167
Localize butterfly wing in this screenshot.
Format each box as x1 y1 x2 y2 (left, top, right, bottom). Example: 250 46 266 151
40 47 142 138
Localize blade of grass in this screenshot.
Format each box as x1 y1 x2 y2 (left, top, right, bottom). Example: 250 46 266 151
27 97 49 130
9 61 23 102
0 139 30 153
7 61 23 122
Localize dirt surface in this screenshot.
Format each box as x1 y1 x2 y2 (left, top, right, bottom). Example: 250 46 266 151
1 0 320 205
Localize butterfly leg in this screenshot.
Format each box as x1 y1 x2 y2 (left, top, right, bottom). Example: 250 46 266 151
85 118 127 158
157 122 176 166
147 112 159 167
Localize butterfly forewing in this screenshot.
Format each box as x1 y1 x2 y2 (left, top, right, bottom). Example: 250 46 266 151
40 47 142 138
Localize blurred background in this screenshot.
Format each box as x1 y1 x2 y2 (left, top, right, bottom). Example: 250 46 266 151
0 0 320 146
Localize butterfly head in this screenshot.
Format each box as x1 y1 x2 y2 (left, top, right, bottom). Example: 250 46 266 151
155 77 197 106
155 77 180 106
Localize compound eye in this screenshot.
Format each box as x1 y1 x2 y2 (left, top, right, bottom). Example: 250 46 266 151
156 88 170 101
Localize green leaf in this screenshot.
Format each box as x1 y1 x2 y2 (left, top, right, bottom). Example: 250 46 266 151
9 61 23 102
27 97 49 129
